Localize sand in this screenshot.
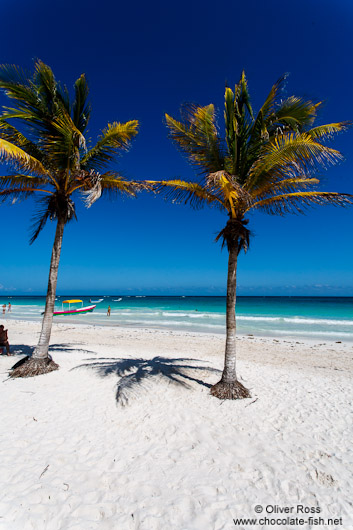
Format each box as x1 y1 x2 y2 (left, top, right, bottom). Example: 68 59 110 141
0 320 352 530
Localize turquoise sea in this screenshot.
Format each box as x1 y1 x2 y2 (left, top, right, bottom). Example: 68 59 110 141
1 296 353 342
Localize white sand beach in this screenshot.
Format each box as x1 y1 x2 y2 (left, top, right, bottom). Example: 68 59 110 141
0 320 352 529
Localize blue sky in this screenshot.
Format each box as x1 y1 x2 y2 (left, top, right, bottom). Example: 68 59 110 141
0 0 352 295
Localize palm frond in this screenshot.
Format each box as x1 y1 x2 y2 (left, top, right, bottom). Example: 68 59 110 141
0 186 38 203
307 122 352 141
0 121 45 161
166 104 224 175
72 74 91 132
29 204 51 243
0 173 50 191
34 60 57 113
82 121 139 170
148 179 226 211
248 74 288 154
224 87 237 167
268 97 319 133
0 61 82 150
250 177 320 201
0 62 56 130
0 138 49 177
81 171 149 207
0 64 38 109
33 60 72 117
42 105 87 169
234 71 253 119
224 72 254 180
57 84 71 115
247 132 343 190
251 191 353 215
77 170 102 206
258 73 289 122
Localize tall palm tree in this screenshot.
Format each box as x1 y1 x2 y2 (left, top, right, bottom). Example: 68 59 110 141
152 72 352 399
0 60 143 377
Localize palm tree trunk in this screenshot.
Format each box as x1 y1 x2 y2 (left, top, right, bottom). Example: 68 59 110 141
10 217 65 378
34 217 65 359
210 241 251 399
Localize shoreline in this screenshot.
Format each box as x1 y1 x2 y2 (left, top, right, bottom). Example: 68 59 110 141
2 315 353 344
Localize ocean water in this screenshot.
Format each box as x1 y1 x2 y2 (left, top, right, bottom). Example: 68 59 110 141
1 295 352 341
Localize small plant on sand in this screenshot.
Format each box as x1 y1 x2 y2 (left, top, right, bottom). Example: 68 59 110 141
152 72 352 399
0 60 144 377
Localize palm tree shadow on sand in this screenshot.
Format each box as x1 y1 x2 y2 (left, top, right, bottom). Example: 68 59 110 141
8 344 98 372
74 356 221 405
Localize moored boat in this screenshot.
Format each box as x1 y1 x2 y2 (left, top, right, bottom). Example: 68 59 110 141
53 299 96 316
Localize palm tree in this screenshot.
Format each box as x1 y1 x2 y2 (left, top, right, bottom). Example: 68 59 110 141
0 60 144 377
152 72 352 399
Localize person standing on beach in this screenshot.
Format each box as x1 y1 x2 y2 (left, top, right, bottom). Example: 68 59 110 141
8 303 11 312
107 305 111 317
0 325 11 355
2 304 5 315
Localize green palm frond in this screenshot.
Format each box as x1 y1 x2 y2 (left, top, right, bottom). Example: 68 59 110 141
33 60 70 116
42 105 87 171
268 97 319 132
224 72 254 177
72 74 91 132
234 71 253 119
0 64 38 109
166 104 224 175
0 60 140 236
0 62 56 128
251 191 353 215
82 120 139 170
0 61 83 151
224 87 237 166
34 60 57 112
258 73 289 122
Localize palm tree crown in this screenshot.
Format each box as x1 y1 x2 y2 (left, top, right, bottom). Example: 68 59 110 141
0 60 143 240
157 72 351 233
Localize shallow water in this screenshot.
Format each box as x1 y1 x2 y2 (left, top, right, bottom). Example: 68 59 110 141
1 295 353 341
